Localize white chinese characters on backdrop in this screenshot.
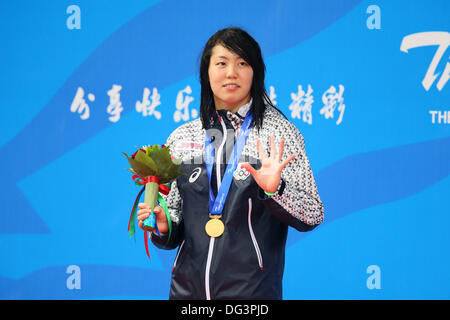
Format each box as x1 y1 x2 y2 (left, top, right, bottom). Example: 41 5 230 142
106 84 124 123
269 85 277 106
320 85 346 125
136 87 162 120
69 83 346 125
70 87 93 120
173 85 197 123
289 84 314 124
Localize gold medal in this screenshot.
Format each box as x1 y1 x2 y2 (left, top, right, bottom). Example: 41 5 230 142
205 215 225 238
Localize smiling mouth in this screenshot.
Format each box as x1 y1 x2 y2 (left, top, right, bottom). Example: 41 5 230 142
223 84 240 88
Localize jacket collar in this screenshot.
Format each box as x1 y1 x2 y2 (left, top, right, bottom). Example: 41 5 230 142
210 98 253 130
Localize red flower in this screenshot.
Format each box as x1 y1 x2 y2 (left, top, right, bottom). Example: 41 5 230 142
131 148 146 159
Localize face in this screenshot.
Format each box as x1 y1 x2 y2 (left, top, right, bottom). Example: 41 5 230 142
208 45 254 113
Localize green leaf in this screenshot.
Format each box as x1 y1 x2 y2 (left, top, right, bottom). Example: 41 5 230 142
126 168 137 175
134 149 159 174
122 146 184 183
149 146 172 171
149 147 184 183
122 152 156 177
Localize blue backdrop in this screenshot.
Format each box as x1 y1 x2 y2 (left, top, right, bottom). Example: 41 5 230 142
1 0 449 299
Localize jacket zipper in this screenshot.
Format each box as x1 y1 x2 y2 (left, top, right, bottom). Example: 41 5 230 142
247 198 264 270
205 116 228 300
172 239 185 272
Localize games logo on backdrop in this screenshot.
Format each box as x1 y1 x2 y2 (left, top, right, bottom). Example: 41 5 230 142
401 31 450 124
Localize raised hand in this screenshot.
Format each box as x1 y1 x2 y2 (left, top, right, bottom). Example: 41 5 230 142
241 135 295 194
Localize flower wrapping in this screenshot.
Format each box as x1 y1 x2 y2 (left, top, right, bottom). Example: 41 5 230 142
122 144 183 258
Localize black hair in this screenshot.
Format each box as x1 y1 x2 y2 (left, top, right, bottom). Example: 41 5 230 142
199 27 286 131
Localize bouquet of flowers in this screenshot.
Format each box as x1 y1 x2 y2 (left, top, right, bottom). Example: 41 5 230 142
122 144 183 258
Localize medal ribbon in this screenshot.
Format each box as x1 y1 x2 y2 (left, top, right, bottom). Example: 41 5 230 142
205 111 253 216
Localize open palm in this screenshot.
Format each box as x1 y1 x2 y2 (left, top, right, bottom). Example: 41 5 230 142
241 135 295 194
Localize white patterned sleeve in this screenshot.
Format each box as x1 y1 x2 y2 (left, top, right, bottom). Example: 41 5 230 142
150 132 184 249
260 121 324 232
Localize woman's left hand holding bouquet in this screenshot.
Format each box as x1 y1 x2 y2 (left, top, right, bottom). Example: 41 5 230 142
137 203 169 233
123 144 183 253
